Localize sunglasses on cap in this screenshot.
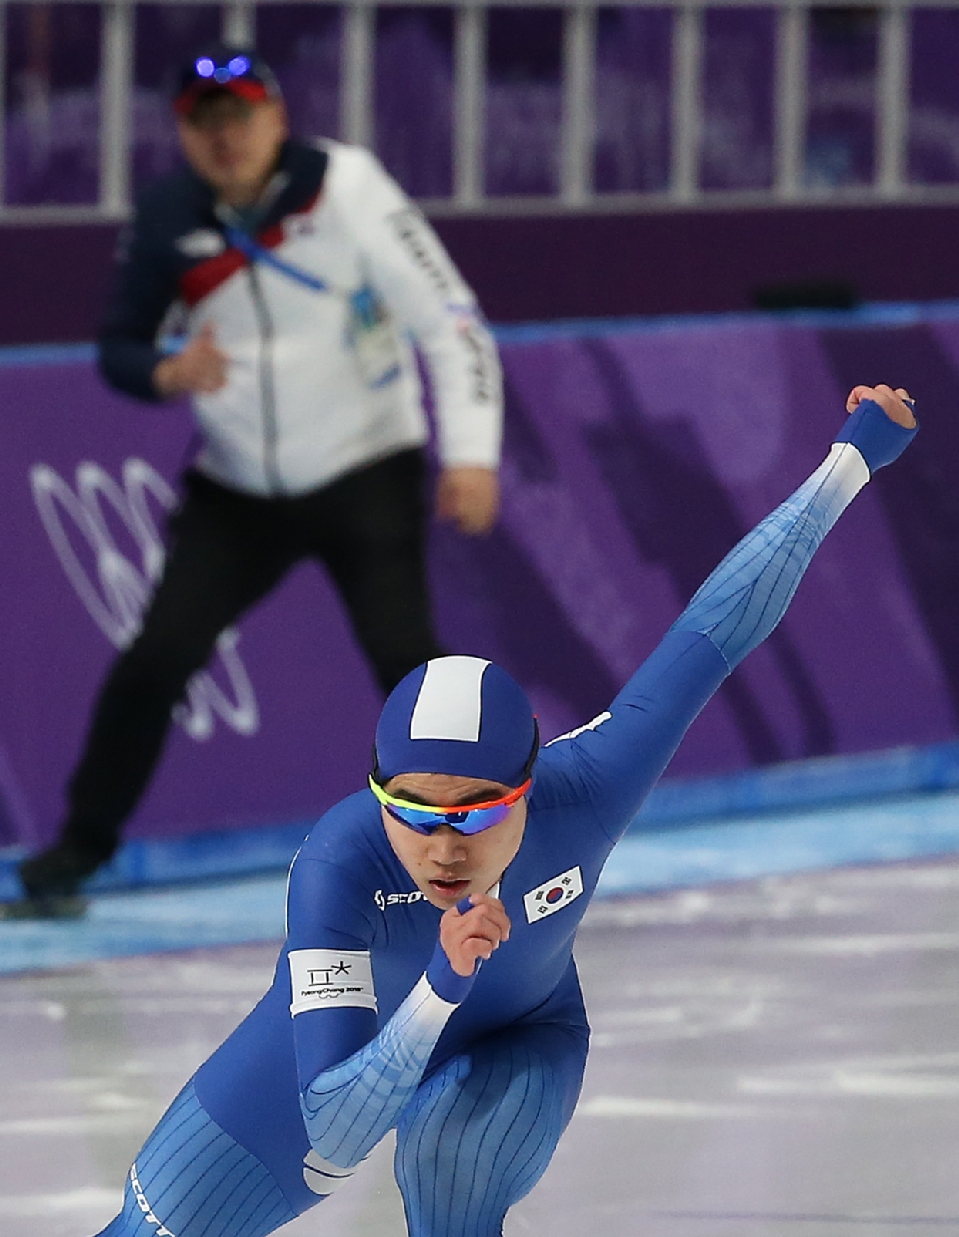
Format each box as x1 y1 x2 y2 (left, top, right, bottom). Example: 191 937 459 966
174 51 278 116
369 775 531 836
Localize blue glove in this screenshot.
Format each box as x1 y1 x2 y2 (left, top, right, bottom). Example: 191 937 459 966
424 898 481 1004
834 397 918 474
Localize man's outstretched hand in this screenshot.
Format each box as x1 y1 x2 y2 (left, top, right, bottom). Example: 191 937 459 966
846 384 917 429
435 467 499 535
439 893 511 977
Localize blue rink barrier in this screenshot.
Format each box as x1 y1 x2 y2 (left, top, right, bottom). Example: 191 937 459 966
3 740 957 909
7 298 959 372
1 732 959 900
631 738 959 829
3 782 959 974
4 741 959 971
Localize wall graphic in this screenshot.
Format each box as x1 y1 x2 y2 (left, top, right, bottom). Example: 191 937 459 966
2 310 956 849
31 457 258 742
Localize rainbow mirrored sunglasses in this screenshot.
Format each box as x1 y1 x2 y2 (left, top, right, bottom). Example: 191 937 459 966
369 721 539 836
368 775 531 835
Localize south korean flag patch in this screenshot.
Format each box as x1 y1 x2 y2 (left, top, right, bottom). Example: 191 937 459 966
523 866 584 923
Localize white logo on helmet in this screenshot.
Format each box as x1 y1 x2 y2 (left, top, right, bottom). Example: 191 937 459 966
410 656 490 741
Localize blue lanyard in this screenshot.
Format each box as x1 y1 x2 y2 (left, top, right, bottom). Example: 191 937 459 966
225 226 330 294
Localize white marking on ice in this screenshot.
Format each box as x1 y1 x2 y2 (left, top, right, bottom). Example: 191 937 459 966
739 1072 959 1098
738 1052 959 1099
765 932 959 956
0 1187 121 1216
578 1096 761 1119
0 1113 149 1136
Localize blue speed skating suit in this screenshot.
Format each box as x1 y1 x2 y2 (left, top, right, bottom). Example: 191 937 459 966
98 399 915 1237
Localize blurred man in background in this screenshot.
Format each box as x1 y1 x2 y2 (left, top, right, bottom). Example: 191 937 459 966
13 45 502 917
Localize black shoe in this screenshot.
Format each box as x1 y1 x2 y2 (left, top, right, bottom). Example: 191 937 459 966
18 842 102 900
0 894 89 920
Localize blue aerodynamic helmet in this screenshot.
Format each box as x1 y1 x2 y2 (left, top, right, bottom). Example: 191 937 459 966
373 656 539 789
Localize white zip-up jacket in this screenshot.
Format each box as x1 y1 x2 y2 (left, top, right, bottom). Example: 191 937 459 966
98 138 503 496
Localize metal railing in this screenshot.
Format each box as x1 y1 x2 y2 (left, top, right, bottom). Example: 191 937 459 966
3 0 959 223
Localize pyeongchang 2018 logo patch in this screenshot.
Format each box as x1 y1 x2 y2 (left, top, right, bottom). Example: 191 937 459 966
523 866 584 923
289 948 377 1015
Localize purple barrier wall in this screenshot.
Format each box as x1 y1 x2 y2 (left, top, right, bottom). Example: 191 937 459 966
2 308 958 852
6 203 959 346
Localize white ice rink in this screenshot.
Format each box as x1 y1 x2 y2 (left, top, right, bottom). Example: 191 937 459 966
5 854 959 1237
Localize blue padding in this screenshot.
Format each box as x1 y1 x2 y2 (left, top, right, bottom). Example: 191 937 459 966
833 397 918 473
491 298 959 346
0 342 96 367
10 296 959 370
6 782 959 974
0 874 290 974
0 819 312 902
600 788 959 896
5 742 959 906
86 819 312 887
631 738 959 832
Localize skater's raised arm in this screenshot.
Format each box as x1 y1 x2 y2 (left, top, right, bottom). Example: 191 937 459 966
536 385 918 838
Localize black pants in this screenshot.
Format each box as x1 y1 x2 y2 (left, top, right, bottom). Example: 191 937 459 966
62 449 443 862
